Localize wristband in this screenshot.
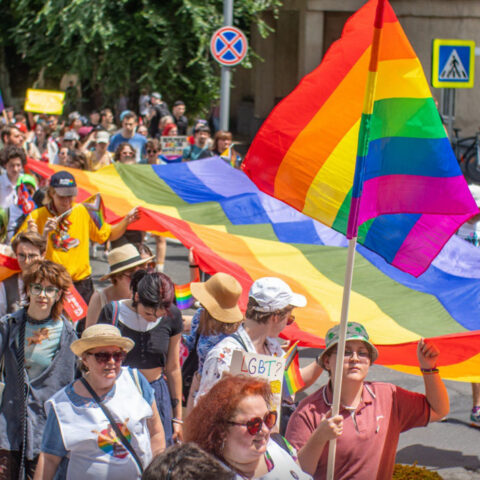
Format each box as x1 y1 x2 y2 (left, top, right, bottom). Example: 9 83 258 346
420 367 439 374
172 418 184 425
189 265 199 268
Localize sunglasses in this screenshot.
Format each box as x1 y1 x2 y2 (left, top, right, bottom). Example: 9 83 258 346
228 410 278 435
29 283 59 298
146 149 158 154
87 351 127 364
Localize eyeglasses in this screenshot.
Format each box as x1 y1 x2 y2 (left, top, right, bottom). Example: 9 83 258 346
277 309 295 326
29 283 59 298
17 253 40 261
227 410 278 435
146 149 158 154
87 351 127 364
331 348 370 361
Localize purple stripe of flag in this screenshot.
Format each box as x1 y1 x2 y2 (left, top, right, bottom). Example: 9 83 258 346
392 213 474 276
357 175 478 225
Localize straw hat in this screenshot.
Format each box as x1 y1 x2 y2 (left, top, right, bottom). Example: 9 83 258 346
190 272 243 323
70 324 135 356
100 243 154 281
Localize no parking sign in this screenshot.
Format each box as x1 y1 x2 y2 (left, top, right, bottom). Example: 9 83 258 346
210 26 248 66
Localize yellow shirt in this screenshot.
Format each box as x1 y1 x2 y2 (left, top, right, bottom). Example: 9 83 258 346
18 203 112 281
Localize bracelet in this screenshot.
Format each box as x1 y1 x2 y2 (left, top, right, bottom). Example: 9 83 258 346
189 264 199 268
172 418 184 425
420 367 439 374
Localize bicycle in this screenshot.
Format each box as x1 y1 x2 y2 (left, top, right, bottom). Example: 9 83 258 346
451 128 480 182
463 131 480 183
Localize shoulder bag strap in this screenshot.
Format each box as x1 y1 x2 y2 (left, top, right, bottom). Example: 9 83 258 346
110 301 119 327
230 333 248 352
80 376 144 474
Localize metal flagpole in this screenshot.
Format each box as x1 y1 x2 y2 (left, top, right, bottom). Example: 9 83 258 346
326 1 385 478
219 0 233 131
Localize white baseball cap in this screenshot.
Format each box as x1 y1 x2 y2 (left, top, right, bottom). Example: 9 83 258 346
249 277 306 312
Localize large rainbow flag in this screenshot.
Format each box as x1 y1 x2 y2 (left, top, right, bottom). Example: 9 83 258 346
242 0 478 278
26 158 480 382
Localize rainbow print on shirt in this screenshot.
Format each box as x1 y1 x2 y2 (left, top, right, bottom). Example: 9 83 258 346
93 420 131 458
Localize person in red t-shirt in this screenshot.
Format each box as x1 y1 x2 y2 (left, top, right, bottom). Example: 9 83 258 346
285 322 449 480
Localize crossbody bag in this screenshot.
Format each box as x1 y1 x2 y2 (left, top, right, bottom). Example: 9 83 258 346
80 377 144 475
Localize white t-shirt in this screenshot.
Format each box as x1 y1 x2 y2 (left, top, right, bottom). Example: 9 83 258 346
197 324 287 401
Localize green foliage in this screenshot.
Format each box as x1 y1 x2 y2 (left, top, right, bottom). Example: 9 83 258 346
4 0 282 114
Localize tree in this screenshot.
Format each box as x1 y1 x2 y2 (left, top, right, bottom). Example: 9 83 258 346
5 0 281 115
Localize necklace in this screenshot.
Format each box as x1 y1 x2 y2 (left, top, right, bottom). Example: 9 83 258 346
322 384 359 411
26 312 51 325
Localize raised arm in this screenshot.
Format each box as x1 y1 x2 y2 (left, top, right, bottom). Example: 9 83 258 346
417 338 450 422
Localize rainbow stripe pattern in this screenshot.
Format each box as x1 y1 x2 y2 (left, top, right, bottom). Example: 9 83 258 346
24 158 480 382
175 282 195 310
83 193 105 229
242 0 478 278
283 342 305 396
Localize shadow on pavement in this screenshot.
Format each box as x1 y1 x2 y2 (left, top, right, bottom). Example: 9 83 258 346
396 444 480 470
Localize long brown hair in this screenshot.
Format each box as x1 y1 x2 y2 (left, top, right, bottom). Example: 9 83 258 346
198 308 241 336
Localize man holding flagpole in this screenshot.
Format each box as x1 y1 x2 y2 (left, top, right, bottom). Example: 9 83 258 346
16 170 139 308
285 322 449 479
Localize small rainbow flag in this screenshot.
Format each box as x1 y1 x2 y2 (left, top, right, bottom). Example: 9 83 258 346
83 193 105 229
175 282 195 310
283 341 305 396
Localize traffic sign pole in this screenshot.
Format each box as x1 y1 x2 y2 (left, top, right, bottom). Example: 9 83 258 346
220 0 234 131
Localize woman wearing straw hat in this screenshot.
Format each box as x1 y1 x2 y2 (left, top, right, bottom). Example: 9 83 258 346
96 271 183 446
182 272 243 412
285 322 450 480
35 324 165 480
85 244 155 328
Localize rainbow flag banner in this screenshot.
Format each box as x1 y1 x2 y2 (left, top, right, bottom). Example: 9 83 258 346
25 159 480 382
284 342 305 396
242 0 478 278
175 282 195 310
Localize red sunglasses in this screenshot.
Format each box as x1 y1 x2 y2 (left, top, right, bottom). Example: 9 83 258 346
87 351 127 364
228 410 278 435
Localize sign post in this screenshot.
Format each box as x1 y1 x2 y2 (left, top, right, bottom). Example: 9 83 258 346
431 39 475 139
210 1 248 131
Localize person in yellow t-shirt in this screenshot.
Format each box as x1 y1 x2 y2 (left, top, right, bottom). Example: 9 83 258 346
17 171 139 305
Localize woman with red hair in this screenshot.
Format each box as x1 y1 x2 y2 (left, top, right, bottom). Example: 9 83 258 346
184 375 312 479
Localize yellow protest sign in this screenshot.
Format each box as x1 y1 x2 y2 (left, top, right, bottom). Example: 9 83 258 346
24 89 65 115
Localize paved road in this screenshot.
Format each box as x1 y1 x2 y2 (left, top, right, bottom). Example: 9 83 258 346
91 239 480 479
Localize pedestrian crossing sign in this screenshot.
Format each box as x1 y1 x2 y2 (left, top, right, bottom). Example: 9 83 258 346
432 39 475 88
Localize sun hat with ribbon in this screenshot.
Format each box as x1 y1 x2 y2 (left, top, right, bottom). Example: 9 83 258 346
318 321 379 368
190 272 243 323
70 324 135 356
100 243 154 281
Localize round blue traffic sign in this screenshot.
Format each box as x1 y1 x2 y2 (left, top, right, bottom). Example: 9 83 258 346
210 26 248 67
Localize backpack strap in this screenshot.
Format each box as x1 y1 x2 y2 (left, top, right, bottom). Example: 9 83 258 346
230 333 248 352
110 301 120 327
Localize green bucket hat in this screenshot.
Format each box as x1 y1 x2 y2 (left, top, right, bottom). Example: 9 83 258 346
319 321 378 369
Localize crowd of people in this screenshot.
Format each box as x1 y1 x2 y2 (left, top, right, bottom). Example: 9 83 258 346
0 93 456 480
